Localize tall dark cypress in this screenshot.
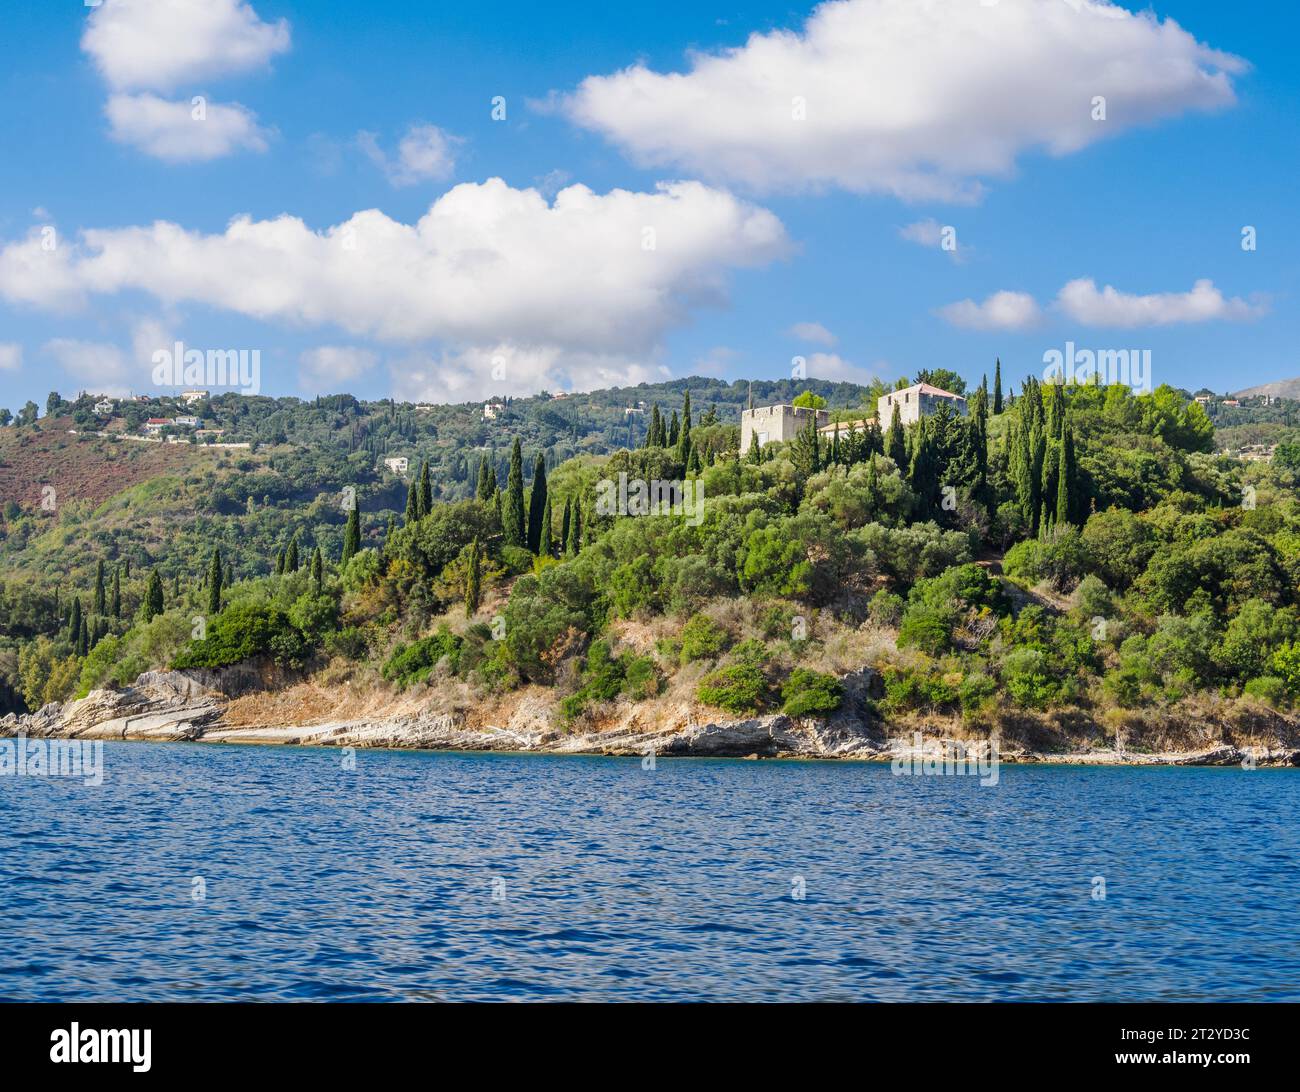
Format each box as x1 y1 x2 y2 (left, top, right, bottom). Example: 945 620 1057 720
503 438 526 548
560 498 572 555
93 561 106 615
993 358 1004 415
676 390 693 465
475 455 493 501
466 537 482 616
286 537 299 573
67 597 82 643
342 503 361 565
419 461 433 516
569 503 581 557
111 568 121 619
886 403 907 469
539 495 553 556
311 546 324 590
405 475 420 523
207 548 223 615
526 454 548 553
143 570 164 622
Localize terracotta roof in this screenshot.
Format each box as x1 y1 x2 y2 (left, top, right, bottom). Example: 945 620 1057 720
883 382 965 400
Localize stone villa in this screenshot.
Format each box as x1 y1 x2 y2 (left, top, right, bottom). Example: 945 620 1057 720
739 403 829 455
877 382 966 426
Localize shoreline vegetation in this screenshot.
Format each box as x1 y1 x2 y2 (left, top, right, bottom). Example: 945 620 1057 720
5 375 1300 770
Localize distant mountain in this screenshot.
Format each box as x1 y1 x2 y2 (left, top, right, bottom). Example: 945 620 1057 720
1234 378 1300 400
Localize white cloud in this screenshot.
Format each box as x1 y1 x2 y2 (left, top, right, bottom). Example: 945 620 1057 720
299 346 379 392
82 0 290 92
1055 277 1265 327
0 179 784 348
359 125 461 187
40 317 175 397
388 345 671 405
106 93 272 162
559 0 1245 199
937 290 1041 331
42 339 134 397
0 343 22 371
0 180 786 398
787 321 836 347
804 352 879 385
692 345 741 378
898 219 946 247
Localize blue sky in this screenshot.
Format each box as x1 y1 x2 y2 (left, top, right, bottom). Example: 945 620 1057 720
0 0 1295 410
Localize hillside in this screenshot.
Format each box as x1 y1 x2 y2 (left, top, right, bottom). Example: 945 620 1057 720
4 371 1300 767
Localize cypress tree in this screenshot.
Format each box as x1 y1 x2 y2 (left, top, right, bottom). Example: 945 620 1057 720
667 410 680 448
67 597 82 643
342 503 361 565
143 570 164 623
94 560 106 615
993 358 1004 415
286 537 299 573
466 537 482 616
676 390 693 465
207 548 223 615
276 549 286 575
539 495 553 556
475 455 493 501
405 476 420 523
569 503 581 556
526 453 548 553
111 568 121 619
560 498 572 555
77 616 89 657
419 461 432 516
311 546 324 590
886 403 907 468
503 438 526 548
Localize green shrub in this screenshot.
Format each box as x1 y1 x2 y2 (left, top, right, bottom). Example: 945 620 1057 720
173 600 310 670
679 614 729 663
1244 676 1288 709
382 628 463 688
780 668 843 717
697 641 770 714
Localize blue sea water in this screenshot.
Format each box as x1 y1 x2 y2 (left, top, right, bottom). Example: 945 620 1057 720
1 741 1297 1002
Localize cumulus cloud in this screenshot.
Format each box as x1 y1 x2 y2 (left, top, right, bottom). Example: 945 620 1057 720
0 343 22 371
898 219 946 247
803 352 879 386
787 321 836 346
1054 277 1265 327
106 93 272 162
299 346 379 392
82 0 290 92
937 290 1042 331
0 180 786 398
40 316 176 397
388 345 671 405
559 0 1245 199
359 124 461 187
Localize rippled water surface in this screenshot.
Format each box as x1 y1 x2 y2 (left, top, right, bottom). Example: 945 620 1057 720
2 741 1298 1001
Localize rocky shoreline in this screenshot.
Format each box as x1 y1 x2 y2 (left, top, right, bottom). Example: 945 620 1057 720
4 669 1299 768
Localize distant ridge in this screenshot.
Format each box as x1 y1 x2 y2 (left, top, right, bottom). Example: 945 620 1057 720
1233 377 1300 400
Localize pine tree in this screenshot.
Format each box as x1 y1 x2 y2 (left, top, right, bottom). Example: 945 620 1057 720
466 537 482 616
143 570 164 623
111 568 121 619
342 503 361 565
526 453 548 553
93 560 106 615
539 495 553 556
503 438 526 547
311 545 324 590
993 358 1004 415
207 548 223 615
